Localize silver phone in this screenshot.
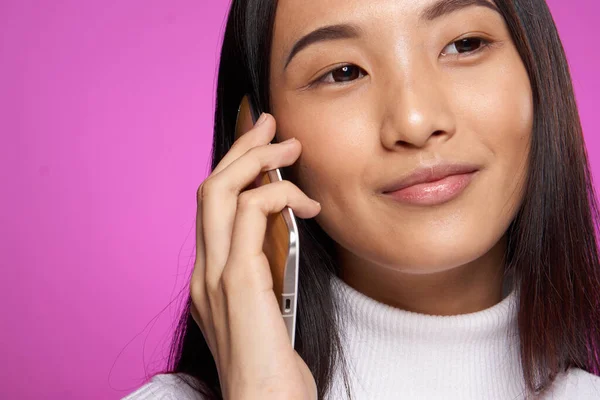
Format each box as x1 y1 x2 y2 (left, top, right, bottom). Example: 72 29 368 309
234 95 300 347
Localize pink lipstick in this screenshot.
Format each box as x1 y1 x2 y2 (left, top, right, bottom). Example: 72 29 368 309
381 163 480 206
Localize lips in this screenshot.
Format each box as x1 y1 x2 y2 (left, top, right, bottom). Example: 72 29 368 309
381 163 481 194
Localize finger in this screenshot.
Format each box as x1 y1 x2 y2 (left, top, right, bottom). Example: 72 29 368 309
212 113 276 176
201 138 302 291
191 184 210 317
192 185 207 279
193 136 301 375
193 114 273 288
226 179 321 291
217 181 320 384
191 186 220 362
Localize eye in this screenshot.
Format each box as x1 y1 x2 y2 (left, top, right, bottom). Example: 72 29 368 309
441 37 490 57
313 64 367 86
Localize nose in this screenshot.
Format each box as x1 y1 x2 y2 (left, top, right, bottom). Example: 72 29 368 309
380 64 456 150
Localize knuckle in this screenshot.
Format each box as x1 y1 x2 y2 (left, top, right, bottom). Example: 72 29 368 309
220 268 237 294
204 279 223 309
189 284 206 323
189 303 204 330
285 180 309 201
247 146 269 169
204 275 222 297
189 277 204 302
280 179 297 193
199 179 212 200
275 180 296 201
230 137 252 155
200 176 222 199
237 190 262 211
196 183 204 201
255 142 282 167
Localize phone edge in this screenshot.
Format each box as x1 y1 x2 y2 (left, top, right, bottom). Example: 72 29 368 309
267 168 300 349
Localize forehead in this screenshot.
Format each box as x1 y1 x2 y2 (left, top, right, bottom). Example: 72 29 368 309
273 0 412 44
271 0 498 60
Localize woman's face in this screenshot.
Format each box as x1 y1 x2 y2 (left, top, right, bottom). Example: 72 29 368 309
268 0 532 276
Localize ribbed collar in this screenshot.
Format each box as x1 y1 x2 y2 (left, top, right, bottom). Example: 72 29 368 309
327 273 526 399
330 273 519 345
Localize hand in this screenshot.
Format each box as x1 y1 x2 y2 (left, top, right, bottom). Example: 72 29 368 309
190 113 320 400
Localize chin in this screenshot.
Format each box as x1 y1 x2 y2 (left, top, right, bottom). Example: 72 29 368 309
380 234 500 274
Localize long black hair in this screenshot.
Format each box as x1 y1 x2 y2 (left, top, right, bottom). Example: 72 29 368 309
162 0 600 398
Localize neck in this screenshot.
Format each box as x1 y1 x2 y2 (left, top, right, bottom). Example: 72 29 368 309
337 236 508 315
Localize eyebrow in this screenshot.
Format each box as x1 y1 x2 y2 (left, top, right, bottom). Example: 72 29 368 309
283 0 500 70
422 0 498 21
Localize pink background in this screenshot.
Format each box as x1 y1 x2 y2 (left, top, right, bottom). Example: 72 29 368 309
0 1 598 399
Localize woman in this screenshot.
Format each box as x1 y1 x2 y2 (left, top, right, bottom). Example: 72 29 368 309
124 0 600 398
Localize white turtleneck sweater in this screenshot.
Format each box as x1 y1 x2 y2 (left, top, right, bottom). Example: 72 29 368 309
123 275 600 399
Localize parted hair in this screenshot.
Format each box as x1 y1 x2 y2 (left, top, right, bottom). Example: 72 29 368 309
162 1 600 398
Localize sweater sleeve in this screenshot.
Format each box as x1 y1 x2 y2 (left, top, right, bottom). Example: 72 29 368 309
545 368 600 400
121 373 207 400
562 368 600 399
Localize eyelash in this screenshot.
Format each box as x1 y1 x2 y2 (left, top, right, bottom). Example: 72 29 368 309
310 36 492 88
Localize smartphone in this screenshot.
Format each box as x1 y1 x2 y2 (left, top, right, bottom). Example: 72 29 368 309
234 95 300 348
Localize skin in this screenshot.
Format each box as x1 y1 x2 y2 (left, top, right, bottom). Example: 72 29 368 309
268 0 533 315
188 0 534 396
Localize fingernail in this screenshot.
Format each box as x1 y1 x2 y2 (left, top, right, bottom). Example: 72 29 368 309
255 113 268 126
312 200 321 207
281 137 296 145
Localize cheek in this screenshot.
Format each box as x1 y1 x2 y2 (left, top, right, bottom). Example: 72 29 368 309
456 54 533 200
270 47 534 272
441 55 533 260
441 57 532 265
478 80 532 162
276 104 372 204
